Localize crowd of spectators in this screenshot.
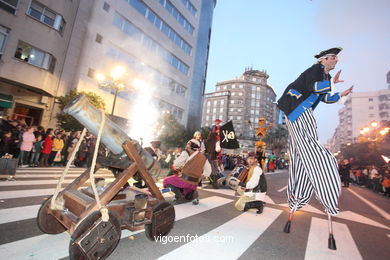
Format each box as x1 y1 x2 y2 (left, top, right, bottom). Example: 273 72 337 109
0 117 98 168
2 116 389 198
346 164 390 197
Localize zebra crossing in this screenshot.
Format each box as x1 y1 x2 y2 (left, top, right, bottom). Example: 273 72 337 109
0 167 389 260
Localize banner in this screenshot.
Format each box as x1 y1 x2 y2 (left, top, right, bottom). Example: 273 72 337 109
220 120 240 149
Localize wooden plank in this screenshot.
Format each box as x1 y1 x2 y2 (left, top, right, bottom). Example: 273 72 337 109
122 141 164 201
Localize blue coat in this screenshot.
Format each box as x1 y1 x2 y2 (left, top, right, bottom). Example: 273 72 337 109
277 63 340 122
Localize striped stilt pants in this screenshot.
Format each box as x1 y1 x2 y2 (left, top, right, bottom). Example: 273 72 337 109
286 108 341 215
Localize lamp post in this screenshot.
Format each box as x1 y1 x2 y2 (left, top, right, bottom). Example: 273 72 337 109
96 66 126 116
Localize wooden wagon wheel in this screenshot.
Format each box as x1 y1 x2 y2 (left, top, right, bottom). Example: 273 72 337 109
69 211 121 260
37 195 67 234
145 201 175 241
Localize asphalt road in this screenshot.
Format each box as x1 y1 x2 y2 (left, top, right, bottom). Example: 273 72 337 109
0 167 389 260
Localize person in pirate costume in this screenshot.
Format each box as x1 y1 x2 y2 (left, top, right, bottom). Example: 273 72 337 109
186 131 205 154
211 119 223 165
163 131 210 203
277 47 353 249
205 119 225 188
235 152 267 213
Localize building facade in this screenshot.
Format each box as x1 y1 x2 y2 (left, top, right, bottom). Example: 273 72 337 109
0 0 81 126
202 68 279 150
0 0 216 131
328 87 390 152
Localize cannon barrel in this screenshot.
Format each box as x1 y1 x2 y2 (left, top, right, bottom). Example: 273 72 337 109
63 95 160 178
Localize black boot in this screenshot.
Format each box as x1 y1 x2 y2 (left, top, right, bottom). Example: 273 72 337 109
185 190 199 200
165 184 184 200
243 201 255 212
253 201 264 214
210 173 220 189
243 202 250 212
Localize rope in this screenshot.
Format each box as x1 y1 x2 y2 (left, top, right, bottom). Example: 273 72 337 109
88 110 109 222
51 128 87 210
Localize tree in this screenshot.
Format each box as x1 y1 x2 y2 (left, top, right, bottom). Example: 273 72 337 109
264 125 289 156
56 89 106 131
200 126 211 140
156 113 190 148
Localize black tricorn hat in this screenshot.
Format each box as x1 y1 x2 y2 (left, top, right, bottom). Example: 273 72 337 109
314 47 342 59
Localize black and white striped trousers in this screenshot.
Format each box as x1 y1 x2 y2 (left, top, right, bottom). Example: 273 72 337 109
286 108 341 215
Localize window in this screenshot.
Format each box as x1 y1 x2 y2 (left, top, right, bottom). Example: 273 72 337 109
159 0 194 34
125 0 192 55
0 0 18 14
27 0 65 34
87 68 95 78
113 12 189 74
369 106 374 110
95 33 103 43
0 25 9 59
180 0 196 16
103 2 110 12
368 98 373 102
14 41 56 72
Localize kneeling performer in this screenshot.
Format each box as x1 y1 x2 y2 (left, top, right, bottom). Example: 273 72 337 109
163 131 210 203
235 152 267 213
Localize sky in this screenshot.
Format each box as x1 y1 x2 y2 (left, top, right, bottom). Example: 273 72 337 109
205 0 390 143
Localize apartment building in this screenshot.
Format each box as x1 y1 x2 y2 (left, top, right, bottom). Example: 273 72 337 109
202 68 279 149
0 0 80 126
0 0 216 130
328 87 390 152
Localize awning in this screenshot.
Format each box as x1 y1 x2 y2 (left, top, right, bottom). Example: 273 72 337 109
0 93 13 108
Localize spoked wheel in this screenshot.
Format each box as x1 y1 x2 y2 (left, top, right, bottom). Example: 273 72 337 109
37 195 67 234
145 201 175 241
69 211 121 260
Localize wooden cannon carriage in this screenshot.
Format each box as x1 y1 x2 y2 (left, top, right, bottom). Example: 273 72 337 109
36 95 175 259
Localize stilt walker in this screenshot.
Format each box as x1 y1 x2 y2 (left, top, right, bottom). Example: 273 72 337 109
277 47 353 249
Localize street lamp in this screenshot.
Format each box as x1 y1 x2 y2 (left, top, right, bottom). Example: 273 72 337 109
96 66 126 116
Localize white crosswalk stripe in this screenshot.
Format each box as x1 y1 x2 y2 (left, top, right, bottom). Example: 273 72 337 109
0 196 232 260
0 167 385 260
158 208 282 260
305 217 363 260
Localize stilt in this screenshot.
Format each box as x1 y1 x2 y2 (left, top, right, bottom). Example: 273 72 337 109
283 205 297 233
327 213 337 250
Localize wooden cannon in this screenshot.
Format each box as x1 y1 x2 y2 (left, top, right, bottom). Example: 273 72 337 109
36 95 175 259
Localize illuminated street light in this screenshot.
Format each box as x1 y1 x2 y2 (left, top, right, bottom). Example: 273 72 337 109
371 121 378 128
96 73 105 82
111 66 125 80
